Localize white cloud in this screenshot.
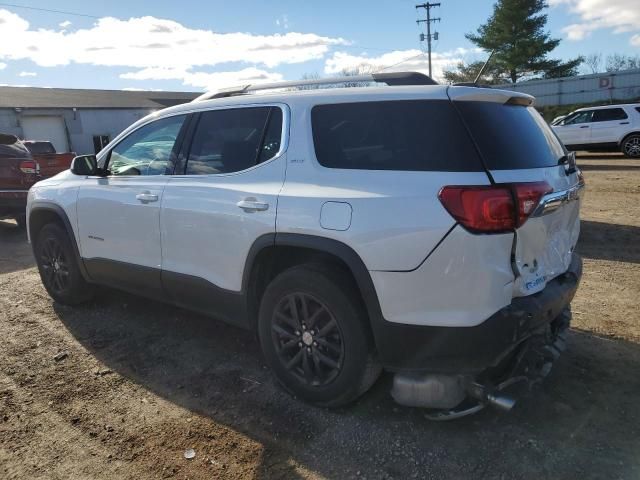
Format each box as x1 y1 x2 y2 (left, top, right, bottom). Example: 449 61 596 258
121 66 284 90
0 62 6 69
18 71 36 77
59 20 72 28
276 14 290 29
550 0 640 43
324 48 481 82
0 9 346 71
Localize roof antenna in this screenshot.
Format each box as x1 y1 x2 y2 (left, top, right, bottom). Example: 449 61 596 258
474 49 496 85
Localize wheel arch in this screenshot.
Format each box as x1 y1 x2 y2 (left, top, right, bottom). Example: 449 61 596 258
29 203 89 280
619 130 640 146
243 233 384 338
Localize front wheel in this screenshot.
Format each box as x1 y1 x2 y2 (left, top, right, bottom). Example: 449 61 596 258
258 264 381 407
34 223 94 305
621 134 640 158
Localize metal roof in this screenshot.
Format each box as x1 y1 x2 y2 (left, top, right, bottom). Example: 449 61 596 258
0 86 199 109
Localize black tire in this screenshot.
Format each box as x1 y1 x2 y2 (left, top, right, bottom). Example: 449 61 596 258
258 263 381 407
34 223 94 305
15 214 27 230
621 134 640 158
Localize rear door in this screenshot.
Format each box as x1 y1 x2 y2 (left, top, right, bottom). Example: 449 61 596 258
589 107 628 144
451 89 583 297
160 104 286 322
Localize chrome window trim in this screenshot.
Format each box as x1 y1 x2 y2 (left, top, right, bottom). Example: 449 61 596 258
531 177 586 217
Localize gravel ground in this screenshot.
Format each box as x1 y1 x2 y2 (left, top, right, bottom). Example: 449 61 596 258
1 154 639 480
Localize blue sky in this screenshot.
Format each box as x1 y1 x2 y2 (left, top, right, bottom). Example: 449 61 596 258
0 0 638 91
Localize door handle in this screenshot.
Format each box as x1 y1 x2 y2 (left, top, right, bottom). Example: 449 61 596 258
237 198 269 212
136 191 158 203
579 125 589 129
620 121 630 125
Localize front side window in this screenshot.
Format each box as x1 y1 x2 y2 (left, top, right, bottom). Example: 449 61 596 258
185 106 283 175
107 115 186 176
563 111 593 125
592 108 628 122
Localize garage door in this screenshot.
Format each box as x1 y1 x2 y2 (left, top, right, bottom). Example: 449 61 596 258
20 116 69 153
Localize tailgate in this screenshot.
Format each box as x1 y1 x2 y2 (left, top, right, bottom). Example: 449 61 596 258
450 87 584 297
35 153 74 178
0 137 33 190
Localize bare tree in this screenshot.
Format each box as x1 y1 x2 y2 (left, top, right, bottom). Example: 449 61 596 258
584 53 602 74
296 65 378 91
605 54 640 72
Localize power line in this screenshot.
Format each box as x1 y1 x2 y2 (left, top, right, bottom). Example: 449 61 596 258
415 2 441 78
0 2 100 18
0 3 407 55
379 52 428 72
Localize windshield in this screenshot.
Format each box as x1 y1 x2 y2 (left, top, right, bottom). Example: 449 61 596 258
456 102 566 170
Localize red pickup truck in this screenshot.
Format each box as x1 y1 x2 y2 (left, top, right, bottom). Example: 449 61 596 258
0 135 74 228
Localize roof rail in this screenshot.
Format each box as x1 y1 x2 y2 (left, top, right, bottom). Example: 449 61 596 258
191 71 437 102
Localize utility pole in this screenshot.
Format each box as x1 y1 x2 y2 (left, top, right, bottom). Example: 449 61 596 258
416 2 441 78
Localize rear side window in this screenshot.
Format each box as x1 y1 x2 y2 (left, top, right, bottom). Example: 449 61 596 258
311 100 482 171
455 102 565 170
186 106 282 175
24 142 55 155
592 108 628 122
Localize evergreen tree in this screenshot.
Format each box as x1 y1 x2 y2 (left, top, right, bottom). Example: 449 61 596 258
452 0 582 83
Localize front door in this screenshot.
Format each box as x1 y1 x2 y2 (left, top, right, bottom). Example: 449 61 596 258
554 110 593 147
160 105 287 324
76 114 188 295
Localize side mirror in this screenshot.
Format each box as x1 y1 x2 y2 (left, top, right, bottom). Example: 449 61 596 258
70 155 98 176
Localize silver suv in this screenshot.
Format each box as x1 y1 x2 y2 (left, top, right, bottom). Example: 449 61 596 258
27 72 584 418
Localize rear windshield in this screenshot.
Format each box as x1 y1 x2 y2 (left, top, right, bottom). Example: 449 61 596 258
24 142 56 155
311 100 482 171
0 137 30 159
455 102 565 170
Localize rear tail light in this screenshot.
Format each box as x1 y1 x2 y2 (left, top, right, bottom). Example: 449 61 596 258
438 182 552 233
19 160 39 174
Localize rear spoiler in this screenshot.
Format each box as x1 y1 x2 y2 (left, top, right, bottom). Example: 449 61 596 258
447 85 534 106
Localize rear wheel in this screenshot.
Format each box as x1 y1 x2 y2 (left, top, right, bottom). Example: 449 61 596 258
258 264 381 407
34 223 94 305
621 134 640 158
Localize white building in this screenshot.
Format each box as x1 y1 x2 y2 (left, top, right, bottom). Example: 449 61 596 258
0 87 198 154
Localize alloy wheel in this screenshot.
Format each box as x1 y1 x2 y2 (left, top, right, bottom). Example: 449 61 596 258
40 237 70 295
271 292 345 387
624 137 640 157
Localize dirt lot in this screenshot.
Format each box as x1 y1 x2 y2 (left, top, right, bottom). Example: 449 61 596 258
1 154 639 480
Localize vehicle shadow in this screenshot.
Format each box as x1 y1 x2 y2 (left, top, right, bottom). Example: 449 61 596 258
578 163 640 171
577 220 640 264
52 290 640 479
575 153 625 160
0 219 34 274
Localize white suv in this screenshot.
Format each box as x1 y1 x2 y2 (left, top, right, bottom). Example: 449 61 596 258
551 103 640 157
26 72 584 418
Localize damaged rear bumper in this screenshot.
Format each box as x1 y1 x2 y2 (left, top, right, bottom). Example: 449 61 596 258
379 253 582 374
389 254 582 415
